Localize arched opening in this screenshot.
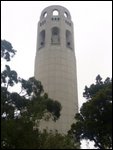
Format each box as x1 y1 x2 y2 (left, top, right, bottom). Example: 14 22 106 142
64 12 68 18
43 12 47 18
66 30 72 49
53 10 59 16
51 27 60 44
39 30 45 49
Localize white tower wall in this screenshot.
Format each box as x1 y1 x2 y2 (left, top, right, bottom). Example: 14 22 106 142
34 5 78 134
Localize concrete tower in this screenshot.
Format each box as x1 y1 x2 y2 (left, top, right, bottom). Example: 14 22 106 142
34 5 78 134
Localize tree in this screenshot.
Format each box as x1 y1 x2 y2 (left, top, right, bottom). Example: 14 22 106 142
69 75 112 149
37 130 79 149
1 40 61 148
1 39 16 61
1 40 77 149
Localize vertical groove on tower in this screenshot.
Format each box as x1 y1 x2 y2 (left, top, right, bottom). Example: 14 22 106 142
34 5 78 134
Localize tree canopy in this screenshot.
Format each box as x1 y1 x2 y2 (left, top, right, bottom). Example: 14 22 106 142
69 75 112 149
1 39 78 149
1 40 16 61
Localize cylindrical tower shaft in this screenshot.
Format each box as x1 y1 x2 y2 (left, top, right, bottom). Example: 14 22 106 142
34 5 78 134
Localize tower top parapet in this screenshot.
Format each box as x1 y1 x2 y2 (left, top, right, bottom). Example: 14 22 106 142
40 5 71 20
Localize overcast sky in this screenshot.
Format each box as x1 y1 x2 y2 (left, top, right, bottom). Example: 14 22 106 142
1 1 112 149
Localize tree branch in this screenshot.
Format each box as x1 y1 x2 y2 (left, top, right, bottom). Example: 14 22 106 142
93 137 105 149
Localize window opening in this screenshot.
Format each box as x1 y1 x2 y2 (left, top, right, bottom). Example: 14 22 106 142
66 30 72 49
64 12 68 18
53 10 59 16
43 12 47 18
39 30 45 49
51 27 60 44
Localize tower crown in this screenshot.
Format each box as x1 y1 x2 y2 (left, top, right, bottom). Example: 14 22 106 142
40 5 71 21
38 5 74 51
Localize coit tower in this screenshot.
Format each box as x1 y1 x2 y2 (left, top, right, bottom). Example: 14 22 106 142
34 5 78 134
